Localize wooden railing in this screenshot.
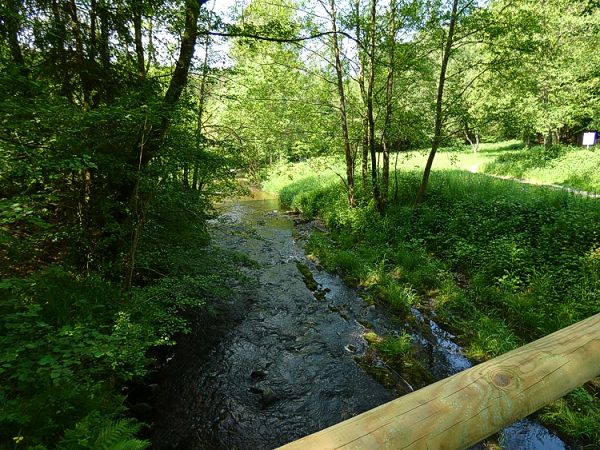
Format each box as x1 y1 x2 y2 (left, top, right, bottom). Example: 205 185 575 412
278 313 600 450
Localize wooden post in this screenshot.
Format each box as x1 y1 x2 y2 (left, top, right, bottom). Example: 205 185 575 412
278 313 600 450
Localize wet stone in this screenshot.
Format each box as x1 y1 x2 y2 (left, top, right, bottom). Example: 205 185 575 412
250 370 267 381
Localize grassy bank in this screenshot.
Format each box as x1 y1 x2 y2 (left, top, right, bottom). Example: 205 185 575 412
293 141 600 195
482 145 600 193
264 161 600 446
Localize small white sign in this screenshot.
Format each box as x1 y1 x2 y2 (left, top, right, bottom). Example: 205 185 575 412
583 132 597 147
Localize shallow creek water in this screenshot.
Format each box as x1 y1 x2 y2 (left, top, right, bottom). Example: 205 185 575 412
151 194 567 449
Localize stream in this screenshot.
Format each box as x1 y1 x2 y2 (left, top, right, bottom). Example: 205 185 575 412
151 193 568 449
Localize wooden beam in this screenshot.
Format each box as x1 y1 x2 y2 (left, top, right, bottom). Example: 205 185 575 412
278 313 600 450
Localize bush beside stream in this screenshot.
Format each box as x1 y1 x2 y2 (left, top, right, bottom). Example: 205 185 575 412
264 162 600 446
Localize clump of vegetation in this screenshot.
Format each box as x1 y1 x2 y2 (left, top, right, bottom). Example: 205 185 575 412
0 217 240 449
375 333 413 361
296 262 318 291
266 158 600 446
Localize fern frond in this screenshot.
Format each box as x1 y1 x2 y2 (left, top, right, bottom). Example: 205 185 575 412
94 419 148 450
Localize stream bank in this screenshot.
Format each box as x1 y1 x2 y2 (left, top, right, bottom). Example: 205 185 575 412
151 192 567 449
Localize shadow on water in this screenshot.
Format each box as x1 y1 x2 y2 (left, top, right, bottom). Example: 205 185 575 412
151 190 567 450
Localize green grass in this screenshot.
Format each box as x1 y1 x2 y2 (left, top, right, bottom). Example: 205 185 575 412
483 145 600 193
375 333 413 361
388 140 523 173
390 141 600 194
265 155 600 446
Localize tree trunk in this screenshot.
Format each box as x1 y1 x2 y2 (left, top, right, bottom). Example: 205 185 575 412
66 0 92 108
146 18 155 73
382 0 397 206
122 0 207 289
183 165 189 187
354 0 369 185
98 0 111 102
415 0 459 205
192 164 199 190
132 1 145 77
3 0 26 67
464 127 479 153
366 0 382 212
328 0 355 207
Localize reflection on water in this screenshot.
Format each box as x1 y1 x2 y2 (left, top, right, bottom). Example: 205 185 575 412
410 309 566 449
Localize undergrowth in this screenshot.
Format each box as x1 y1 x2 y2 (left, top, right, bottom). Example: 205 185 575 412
265 158 600 446
0 188 245 449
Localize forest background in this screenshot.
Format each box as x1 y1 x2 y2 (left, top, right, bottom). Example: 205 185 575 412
1 0 599 448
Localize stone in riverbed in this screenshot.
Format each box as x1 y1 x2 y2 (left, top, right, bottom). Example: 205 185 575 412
260 387 279 409
250 370 268 381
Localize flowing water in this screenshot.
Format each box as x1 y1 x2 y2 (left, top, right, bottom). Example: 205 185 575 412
151 193 567 449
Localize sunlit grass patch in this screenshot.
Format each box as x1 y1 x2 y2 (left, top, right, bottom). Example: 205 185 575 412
540 387 600 447
483 145 600 193
265 154 600 445
375 333 413 360
465 316 520 359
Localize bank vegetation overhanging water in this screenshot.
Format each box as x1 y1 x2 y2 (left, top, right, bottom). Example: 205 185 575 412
262 157 600 447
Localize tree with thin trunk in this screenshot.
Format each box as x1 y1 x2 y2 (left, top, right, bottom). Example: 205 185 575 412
382 0 398 207
325 0 355 207
415 0 459 205
354 0 370 184
366 0 384 212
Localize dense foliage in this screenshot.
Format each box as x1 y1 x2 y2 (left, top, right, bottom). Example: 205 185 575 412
264 158 600 444
0 0 241 447
2 0 599 446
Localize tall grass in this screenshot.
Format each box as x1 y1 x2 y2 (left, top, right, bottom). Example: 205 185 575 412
265 160 600 446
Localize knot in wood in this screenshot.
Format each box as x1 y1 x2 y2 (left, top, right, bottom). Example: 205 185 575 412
489 368 518 390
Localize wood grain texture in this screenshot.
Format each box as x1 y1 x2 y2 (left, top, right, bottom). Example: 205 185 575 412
278 313 600 450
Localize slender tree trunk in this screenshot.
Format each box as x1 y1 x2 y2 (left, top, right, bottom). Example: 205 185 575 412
362 118 369 183
49 0 69 97
137 0 206 169
3 0 26 67
464 127 479 153
122 0 207 289
197 34 211 139
192 164 199 190
354 0 369 184
328 0 355 207
133 1 145 77
415 0 459 205
3 0 32 97
66 0 92 108
382 0 397 206
183 166 189 186
98 1 111 101
366 0 383 212
89 0 97 59
193 32 212 193
146 19 155 73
